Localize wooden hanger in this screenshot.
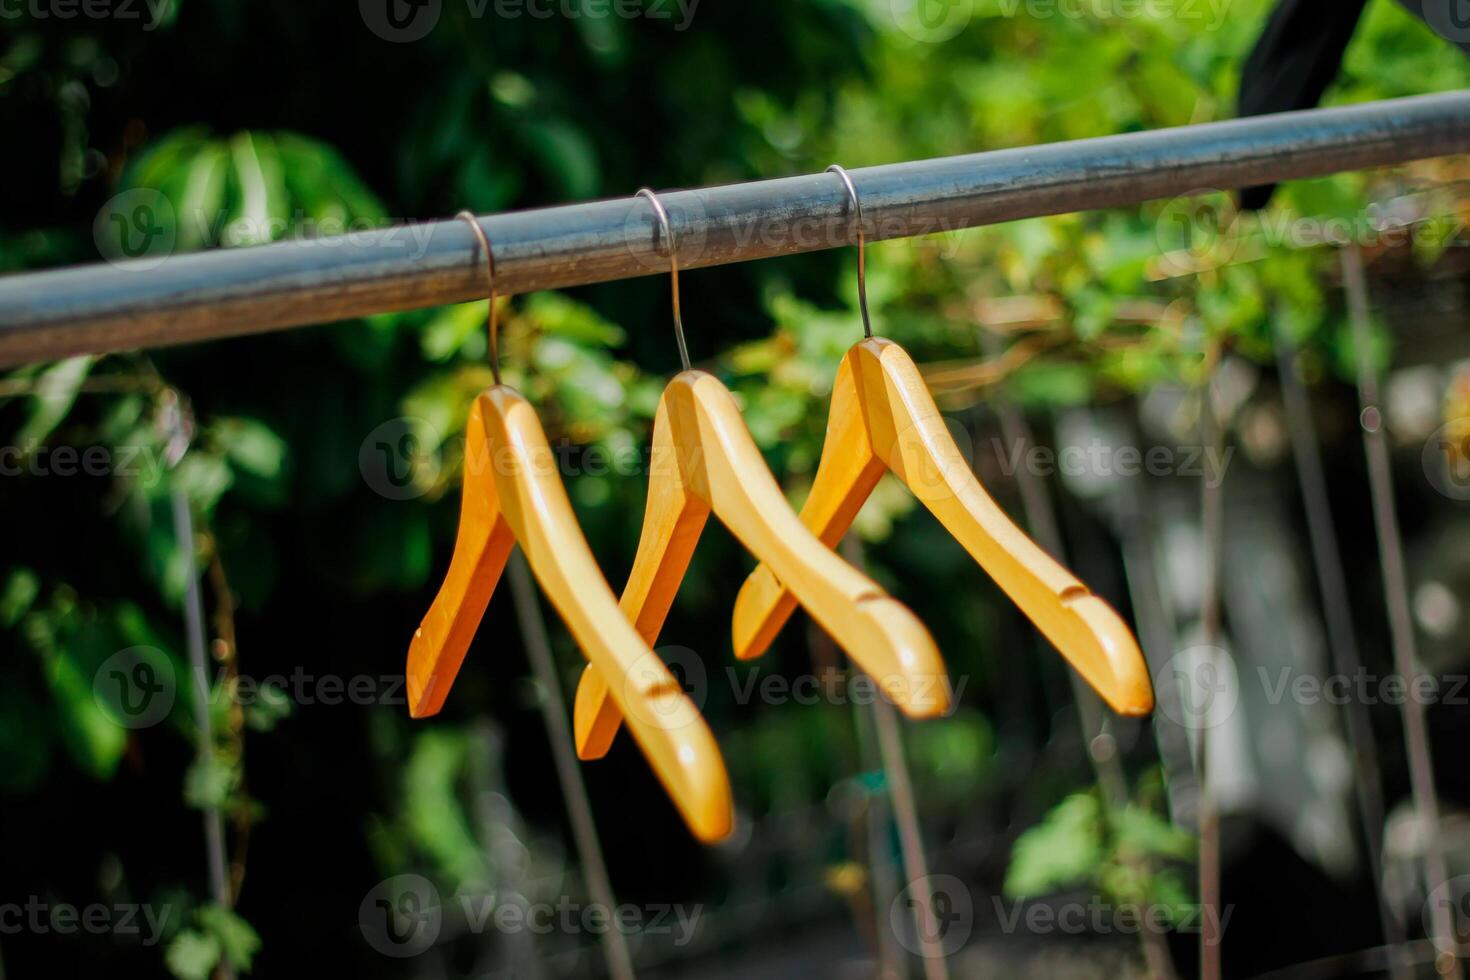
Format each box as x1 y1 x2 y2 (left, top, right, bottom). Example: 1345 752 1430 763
572 189 952 762
731 168 1154 717
406 213 733 843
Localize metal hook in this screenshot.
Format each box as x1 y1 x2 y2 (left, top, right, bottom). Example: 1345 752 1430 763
826 164 872 339
636 188 691 371
456 210 502 385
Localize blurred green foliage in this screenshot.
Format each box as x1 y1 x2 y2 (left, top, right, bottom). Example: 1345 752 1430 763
1 0 1467 973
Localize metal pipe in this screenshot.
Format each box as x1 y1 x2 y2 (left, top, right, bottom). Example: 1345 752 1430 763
2 91 1470 367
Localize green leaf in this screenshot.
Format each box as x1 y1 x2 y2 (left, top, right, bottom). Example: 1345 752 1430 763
242 681 292 733
165 930 220 980
1110 804 1195 860
44 627 129 780
405 730 486 887
184 755 237 810
17 355 92 446
1003 792 1105 898
199 906 261 971
0 567 41 628
525 293 625 347
420 301 489 362
171 453 234 514
521 118 600 200
213 417 288 480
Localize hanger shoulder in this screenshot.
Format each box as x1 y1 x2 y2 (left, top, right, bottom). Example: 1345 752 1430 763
731 350 886 660
858 340 1154 716
677 372 949 718
407 393 516 718
573 395 711 761
480 387 733 841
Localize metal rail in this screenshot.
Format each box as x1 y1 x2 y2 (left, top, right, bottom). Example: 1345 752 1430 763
2 90 1470 368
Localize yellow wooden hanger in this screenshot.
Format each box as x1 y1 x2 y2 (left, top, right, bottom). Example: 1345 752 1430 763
731 167 1154 717
572 189 952 762
406 212 734 842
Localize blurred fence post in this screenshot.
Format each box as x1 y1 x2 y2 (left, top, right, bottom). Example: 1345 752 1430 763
1198 348 1225 980
981 327 1178 980
1343 243 1463 980
164 390 236 980
842 537 950 980
1273 321 1408 980
505 551 636 980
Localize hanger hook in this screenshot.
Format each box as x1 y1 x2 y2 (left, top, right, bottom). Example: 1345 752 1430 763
826 164 872 339
456 211 502 385
636 188 691 371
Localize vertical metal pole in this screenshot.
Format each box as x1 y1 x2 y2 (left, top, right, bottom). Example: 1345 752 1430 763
982 329 1176 980
842 537 950 980
852 694 907 980
1198 365 1224 980
170 486 235 980
505 551 636 980
1342 244 1462 980
1273 322 1409 980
